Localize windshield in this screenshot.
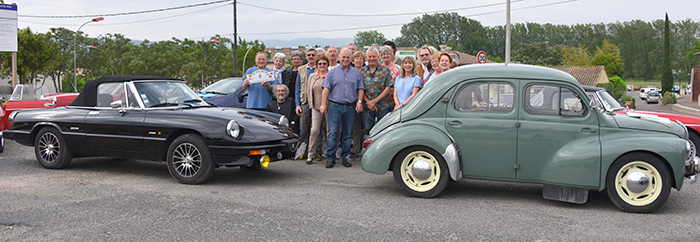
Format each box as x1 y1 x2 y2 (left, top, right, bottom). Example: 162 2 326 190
133 81 210 108
596 90 624 111
200 78 242 95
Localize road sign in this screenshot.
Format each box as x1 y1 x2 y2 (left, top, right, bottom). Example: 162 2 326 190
0 4 17 52
477 51 487 64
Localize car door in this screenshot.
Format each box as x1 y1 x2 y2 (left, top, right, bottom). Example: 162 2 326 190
445 80 518 180
515 81 600 187
85 82 146 153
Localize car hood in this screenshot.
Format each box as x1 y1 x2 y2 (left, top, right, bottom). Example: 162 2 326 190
613 112 687 138
183 107 296 140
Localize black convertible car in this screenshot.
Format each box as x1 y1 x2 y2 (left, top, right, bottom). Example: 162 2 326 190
5 75 297 184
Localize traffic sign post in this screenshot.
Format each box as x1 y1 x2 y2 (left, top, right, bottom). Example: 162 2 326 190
477 51 487 64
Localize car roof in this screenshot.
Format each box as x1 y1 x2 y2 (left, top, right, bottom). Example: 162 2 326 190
402 64 581 120
69 75 181 107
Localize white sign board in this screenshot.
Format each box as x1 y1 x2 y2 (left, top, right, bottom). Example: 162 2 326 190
246 69 275 84
0 4 17 52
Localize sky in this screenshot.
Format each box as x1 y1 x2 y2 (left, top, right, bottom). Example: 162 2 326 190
11 0 700 45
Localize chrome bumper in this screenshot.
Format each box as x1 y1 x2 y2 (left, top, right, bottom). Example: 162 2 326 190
685 156 700 183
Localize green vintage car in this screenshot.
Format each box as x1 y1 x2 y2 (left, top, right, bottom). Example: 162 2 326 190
361 64 699 213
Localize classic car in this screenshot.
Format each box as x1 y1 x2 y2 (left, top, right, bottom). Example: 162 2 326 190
5 75 297 184
361 64 699 213
197 77 247 108
0 84 80 153
585 85 700 151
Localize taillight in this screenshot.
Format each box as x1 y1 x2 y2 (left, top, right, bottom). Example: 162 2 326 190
362 140 373 149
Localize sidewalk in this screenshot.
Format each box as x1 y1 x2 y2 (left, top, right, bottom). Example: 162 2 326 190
669 94 700 116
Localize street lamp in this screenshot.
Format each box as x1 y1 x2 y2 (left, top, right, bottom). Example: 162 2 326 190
73 17 104 92
241 41 261 75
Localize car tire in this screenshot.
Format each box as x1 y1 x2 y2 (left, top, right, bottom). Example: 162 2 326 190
34 127 72 169
0 133 4 153
689 132 700 152
392 146 449 198
605 152 671 213
167 134 215 184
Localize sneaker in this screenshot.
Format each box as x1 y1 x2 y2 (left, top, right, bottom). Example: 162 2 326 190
342 160 352 167
326 160 334 168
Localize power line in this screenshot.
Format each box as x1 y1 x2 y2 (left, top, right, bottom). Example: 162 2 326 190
237 0 523 17
19 0 233 18
240 0 577 35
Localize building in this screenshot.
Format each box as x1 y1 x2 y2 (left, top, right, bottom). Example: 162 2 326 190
549 66 609 86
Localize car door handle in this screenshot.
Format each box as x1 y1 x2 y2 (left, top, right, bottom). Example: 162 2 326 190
581 128 596 133
447 120 462 126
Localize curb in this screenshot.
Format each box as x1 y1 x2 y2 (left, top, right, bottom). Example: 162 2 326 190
670 104 700 117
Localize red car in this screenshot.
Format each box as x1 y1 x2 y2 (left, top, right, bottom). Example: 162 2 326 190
0 85 79 152
585 86 700 148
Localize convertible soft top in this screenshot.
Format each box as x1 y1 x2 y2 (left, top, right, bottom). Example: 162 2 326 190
69 75 181 107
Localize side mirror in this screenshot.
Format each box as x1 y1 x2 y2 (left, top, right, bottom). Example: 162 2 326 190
110 100 124 109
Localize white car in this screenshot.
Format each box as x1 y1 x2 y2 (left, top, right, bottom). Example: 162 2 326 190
639 88 657 100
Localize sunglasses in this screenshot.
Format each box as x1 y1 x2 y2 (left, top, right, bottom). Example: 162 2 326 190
317 62 328 66
306 54 316 56
420 54 430 57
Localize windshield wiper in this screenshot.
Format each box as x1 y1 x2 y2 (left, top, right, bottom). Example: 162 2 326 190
203 91 228 95
183 99 203 103
150 102 180 108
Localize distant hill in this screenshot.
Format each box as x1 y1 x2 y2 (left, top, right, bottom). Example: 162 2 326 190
262 37 354 48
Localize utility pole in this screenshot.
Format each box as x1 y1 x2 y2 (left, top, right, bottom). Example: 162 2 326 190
505 0 511 64
233 0 238 76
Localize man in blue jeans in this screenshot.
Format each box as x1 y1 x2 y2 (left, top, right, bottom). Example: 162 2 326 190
320 48 365 168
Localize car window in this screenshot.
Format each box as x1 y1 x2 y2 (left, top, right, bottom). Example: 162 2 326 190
454 82 514 113
525 85 585 116
133 81 209 108
96 82 123 107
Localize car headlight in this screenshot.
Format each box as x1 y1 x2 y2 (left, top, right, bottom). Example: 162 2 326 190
279 115 289 127
227 120 243 139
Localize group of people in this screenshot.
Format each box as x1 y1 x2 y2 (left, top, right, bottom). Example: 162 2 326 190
241 41 460 168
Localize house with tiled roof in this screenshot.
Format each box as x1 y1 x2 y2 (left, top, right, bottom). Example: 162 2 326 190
549 66 609 86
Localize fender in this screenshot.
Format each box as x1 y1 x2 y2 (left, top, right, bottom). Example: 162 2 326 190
361 121 462 181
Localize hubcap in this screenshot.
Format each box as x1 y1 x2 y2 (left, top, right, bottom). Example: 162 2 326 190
615 161 662 206
400 151 440 192
38 133 60 164
172 143 202 178
626 171 649 193
411 159 433 180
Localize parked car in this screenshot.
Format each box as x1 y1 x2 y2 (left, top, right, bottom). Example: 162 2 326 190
361 64 699 213
0 84 79 153
5 75 297 184
645 91 661 103
639 87 657 100
198 77 247 108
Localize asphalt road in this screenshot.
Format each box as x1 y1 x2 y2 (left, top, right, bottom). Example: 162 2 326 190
2 137 700 241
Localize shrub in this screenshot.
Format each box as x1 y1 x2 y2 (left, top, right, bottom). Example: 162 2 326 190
662 92 677 104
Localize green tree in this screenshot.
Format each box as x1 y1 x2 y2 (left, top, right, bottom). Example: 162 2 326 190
395 12 490 54
561 46 591 66
685 40 700 73
512 42 561 66
353 30 386 48
46 27 76 91
661 13 673 94
0 27 61 85
590 39 625 77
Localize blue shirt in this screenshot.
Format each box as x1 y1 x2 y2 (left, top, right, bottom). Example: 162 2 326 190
322 65 364 104
242 67 276 109
394 74 422 104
